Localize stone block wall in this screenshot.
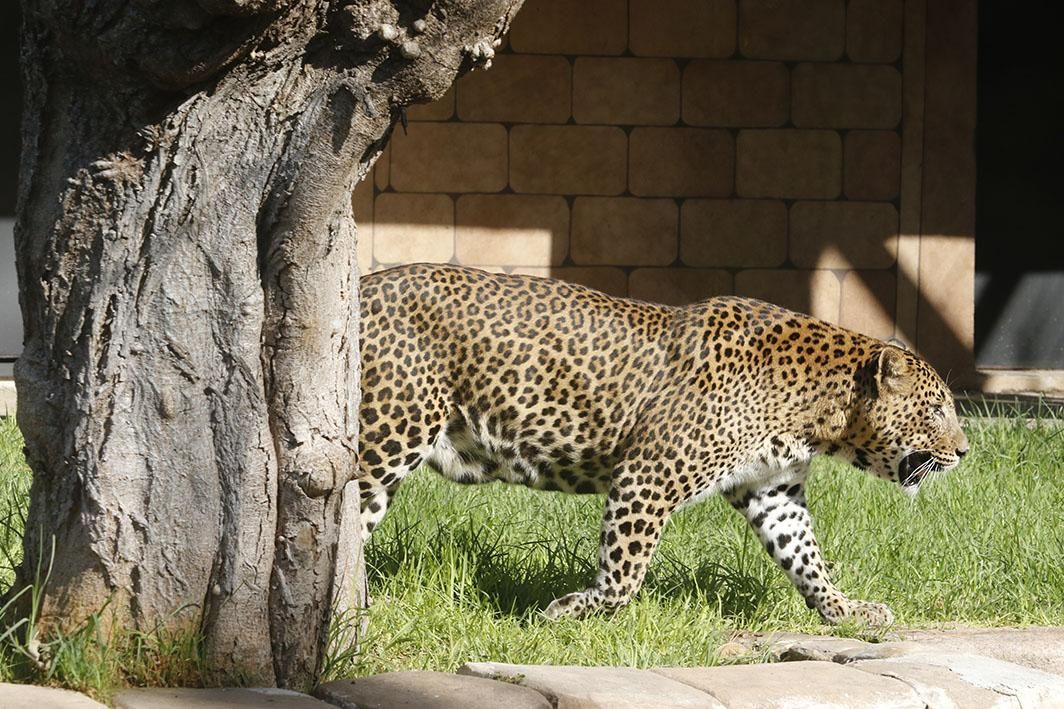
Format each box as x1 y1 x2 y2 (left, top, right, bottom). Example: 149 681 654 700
355 0 977 375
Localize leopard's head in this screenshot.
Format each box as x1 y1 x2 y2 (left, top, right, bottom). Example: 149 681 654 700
842 345 969 494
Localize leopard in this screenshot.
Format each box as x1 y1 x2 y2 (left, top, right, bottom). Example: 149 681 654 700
357 263 969 625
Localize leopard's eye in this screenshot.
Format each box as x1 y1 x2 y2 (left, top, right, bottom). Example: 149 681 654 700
931 404 945 419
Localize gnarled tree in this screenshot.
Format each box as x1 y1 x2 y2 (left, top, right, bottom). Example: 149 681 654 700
13 0 523 687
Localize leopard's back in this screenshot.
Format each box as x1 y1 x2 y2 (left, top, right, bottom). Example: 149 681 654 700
357 264 674 527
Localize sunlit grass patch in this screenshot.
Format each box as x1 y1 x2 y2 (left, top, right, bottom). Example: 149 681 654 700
0 416 30 591
350 407 1064 676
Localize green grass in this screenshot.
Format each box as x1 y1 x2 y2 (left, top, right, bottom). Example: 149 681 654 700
0 416 30 591
346 410 1064 677
1 408 1062 691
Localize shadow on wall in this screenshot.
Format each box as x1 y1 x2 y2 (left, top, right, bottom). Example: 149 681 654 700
360 181 978 386
356 0 984 385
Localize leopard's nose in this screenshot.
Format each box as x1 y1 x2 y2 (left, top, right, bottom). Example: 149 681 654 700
956 430 970 460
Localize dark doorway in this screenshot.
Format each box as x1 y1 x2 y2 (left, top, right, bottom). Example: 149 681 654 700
975 0 1064 369
0 1 21 374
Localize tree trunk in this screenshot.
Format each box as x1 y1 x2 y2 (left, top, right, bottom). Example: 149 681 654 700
13 0 522 688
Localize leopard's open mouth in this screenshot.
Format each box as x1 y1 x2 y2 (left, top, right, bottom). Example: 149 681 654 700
898 451 938 487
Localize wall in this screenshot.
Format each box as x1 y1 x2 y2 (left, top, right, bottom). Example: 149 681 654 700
354 0 983 381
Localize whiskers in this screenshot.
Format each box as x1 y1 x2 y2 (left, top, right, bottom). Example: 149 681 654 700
906 451 955 497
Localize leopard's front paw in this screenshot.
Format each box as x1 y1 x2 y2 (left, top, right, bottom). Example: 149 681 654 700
823 598 894 627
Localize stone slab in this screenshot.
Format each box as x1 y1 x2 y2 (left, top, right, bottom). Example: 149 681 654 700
853 657 1025 708
317 671 550 709
750 627 1064 677
460 662 725 709
0 683 106 708
898 627 1064 676
859 653 1064 708
114 687 331 708
751 631 923 663
654 660 924 708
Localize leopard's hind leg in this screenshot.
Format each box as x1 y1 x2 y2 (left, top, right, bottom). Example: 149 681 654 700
358 433 430 539
543 448 682 619
357 478 401 540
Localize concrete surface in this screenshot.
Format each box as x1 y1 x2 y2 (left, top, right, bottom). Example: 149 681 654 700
749 627 1064 676
317 671 551 708
854 656 1047 708
656 661 924 708
0 682 106 708
113 687 332 708
460 662 727 708
898 626 1064 677
6 627 1064 708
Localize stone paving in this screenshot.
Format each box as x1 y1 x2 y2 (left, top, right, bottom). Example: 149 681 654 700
317 671 551 709
0 682 108 708
457 663 725 708
114 687 333 708
3 628 1064 708
898 627 1064 677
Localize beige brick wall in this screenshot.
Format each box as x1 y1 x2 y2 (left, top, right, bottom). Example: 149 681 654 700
355 0 976 376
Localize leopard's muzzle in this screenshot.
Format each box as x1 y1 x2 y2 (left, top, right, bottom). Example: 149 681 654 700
898 451 939 488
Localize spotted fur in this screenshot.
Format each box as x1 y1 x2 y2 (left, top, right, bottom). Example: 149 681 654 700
357 264 969 625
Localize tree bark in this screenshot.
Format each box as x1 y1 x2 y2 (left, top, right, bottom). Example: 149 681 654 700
13 0 523 688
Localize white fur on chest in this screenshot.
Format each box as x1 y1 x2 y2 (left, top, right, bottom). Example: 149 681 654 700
682 434 814 509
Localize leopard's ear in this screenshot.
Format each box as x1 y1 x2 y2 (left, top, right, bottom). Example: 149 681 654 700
876 346 911 395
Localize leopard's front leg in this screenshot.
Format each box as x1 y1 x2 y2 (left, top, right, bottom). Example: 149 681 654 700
724 477 894 627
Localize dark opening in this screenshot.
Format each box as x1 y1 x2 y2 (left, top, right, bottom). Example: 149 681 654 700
975 0 1064 369
0 1 22 371
0 1 17 217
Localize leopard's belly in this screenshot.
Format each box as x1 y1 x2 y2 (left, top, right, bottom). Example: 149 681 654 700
423 409 622 494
